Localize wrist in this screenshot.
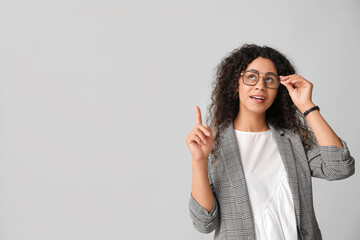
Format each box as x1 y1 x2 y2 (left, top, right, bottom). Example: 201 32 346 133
298 102 316 114
192 158 208 169
303 105 320 118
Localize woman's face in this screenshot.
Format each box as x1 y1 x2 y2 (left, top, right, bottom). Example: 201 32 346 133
237 57 279 115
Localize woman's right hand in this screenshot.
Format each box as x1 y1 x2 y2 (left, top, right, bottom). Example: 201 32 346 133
186 106 214 163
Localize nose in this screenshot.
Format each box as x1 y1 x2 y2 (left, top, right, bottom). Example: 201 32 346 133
255 75 266 90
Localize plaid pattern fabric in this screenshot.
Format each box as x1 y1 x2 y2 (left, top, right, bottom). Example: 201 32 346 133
189 121 355 240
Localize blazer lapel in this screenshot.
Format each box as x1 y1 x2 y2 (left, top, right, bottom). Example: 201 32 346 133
218 121 255 237
269 124 301 226
218 121 301 234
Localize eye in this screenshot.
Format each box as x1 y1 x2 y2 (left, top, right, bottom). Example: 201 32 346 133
247 74 257 80
264 77 274 82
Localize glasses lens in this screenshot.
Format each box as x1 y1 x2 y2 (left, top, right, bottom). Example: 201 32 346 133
243 71 279 88
243 72 258 85
264 75 279 88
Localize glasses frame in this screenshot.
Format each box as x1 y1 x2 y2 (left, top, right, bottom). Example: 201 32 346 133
240 70 280 89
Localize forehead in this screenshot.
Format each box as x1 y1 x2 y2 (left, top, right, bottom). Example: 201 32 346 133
245 57 277 75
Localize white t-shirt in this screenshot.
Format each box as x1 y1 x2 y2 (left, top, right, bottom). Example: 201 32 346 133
234 129 298 240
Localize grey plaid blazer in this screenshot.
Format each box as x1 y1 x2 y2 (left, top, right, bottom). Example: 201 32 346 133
188 121 355 240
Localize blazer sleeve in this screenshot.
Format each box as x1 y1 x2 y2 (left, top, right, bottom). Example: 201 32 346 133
306 136 355 181
188 155 220 234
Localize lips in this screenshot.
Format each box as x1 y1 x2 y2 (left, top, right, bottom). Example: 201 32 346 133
250 95 266 100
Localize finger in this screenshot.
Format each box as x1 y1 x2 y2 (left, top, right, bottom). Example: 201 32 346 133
195 105 202 125
197 124 211 137
193 134 203 145
280 79 295 92
195 129 208 144
187 133 202 145
281 74 309 83
288 78 312 89
280 75 297 84
289 79 303 87
280 76 296 82
280 74 296 80
280 75 290 81
203 125 214 139
290 78 312 86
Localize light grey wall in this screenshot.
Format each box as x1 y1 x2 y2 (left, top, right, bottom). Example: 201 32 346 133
0 0 359 239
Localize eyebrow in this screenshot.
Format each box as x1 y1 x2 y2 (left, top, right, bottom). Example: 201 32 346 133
247 69 277 75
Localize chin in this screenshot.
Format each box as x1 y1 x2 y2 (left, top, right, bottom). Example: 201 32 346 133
239 100 272 115
249 105 271 114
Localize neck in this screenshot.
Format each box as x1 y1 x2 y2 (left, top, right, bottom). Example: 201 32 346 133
233 110 269 132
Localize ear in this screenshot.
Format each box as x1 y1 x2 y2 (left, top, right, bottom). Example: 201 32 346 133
233 87 239 98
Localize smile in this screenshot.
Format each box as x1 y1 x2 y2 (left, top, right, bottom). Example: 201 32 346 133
250 96 265 100
250 95 266 103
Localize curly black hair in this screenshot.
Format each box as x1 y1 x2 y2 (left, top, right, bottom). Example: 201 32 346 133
205 44 316 165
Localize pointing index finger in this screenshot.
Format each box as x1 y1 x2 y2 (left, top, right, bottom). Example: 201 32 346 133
195 105 202 125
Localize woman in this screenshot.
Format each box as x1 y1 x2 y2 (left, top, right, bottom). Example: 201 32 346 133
186 44 355 240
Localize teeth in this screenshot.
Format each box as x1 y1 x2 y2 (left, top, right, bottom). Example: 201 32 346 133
251 96 265 100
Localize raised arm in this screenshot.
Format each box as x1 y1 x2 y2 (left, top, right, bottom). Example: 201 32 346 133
280 74 354 180
186 106 219 233
280 74 342 147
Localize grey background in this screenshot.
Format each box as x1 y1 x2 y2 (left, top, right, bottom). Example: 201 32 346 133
0 0 359 239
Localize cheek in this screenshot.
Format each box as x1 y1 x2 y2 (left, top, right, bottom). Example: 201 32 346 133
238 88 251 102
268 91 278 104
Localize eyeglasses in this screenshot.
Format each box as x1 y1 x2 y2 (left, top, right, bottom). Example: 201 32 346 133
240 70 280 89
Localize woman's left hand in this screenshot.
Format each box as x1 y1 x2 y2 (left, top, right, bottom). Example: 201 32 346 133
280 74 316 113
